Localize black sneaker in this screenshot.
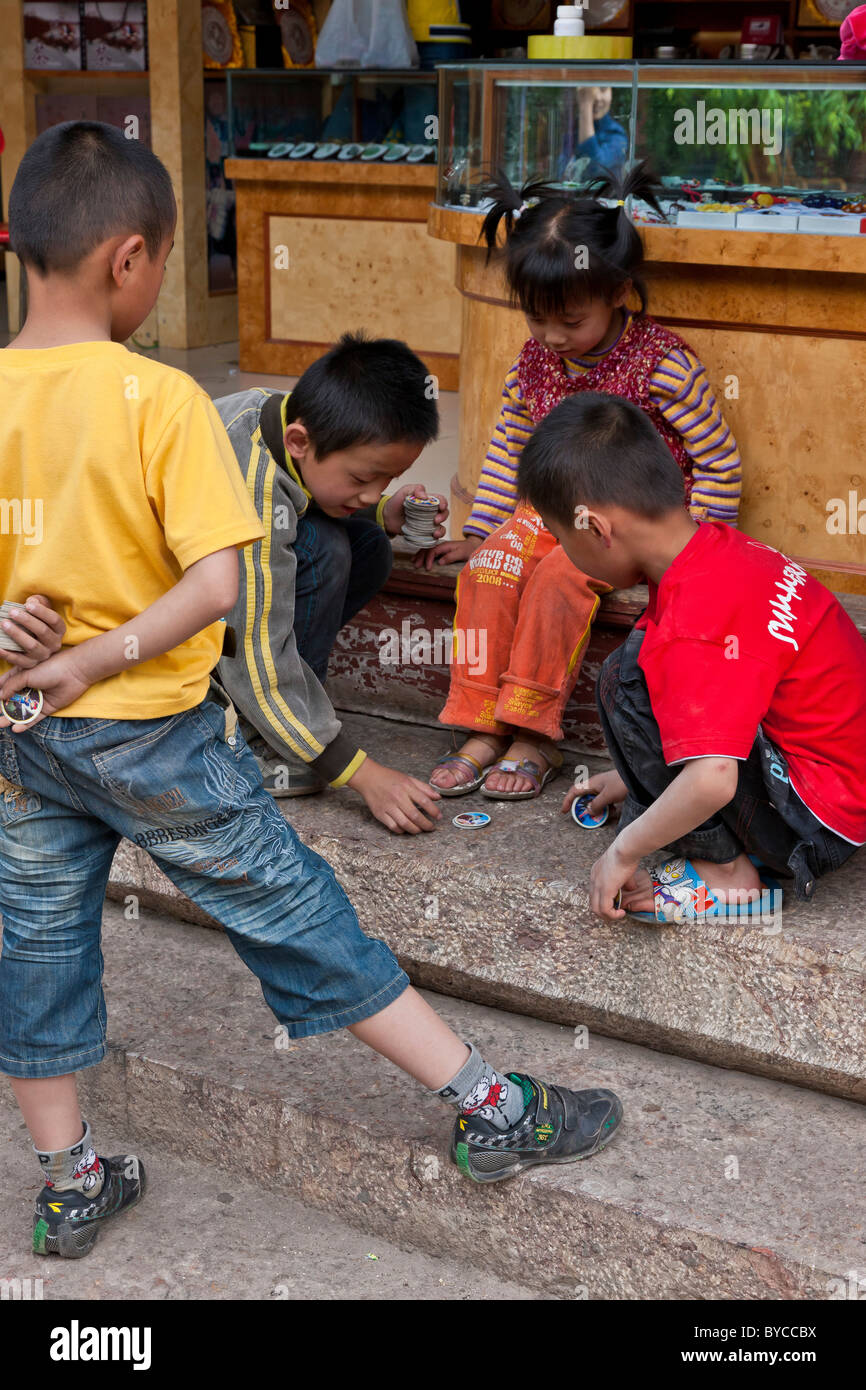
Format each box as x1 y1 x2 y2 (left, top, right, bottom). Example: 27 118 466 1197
451 1073 622 1183
32 1154 147 1258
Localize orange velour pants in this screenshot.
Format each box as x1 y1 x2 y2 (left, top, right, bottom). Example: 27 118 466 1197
439 502 611 742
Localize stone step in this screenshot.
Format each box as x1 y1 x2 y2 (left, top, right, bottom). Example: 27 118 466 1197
0 1095 537 1302
107 713 866 1104
28 902 866 1301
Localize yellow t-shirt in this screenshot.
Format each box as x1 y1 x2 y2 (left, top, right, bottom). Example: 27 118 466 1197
0 341 265 718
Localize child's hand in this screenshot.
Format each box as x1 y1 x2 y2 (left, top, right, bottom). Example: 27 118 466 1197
412 535 482 570
561 769 628 816
0 649 92 731
589 840 637 922
0 594 66 668
382 484 448 539
348 756 442 834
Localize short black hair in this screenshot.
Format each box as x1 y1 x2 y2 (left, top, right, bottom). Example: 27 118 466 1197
518 392 686 526
9 122 175 273
286 332 439 457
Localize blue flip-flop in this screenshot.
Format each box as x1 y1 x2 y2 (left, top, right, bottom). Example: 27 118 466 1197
624 856 783 924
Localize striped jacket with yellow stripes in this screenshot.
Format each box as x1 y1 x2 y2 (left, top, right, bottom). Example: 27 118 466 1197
213 387 381 788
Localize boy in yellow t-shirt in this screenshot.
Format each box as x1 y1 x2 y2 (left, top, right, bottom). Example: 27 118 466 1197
0 125 622 1257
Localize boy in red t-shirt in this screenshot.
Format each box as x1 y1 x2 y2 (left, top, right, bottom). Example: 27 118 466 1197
518 391 866 922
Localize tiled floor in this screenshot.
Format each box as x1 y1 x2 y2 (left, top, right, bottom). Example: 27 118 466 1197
1 285 459 502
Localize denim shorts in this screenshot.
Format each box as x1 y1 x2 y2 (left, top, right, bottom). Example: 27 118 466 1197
0 689 408 1079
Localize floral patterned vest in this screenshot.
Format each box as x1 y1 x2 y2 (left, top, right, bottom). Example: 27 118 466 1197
516 315 694 502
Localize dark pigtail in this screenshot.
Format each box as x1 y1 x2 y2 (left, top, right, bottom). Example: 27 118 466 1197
479 169 523 251
477 160 660 320
591 159 664 216
592 161 663 300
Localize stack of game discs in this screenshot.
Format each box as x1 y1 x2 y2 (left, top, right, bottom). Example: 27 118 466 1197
401 494 440 549
0 601 25 653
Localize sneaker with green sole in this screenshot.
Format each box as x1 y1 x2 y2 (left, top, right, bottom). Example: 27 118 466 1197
33 1154 146 1258
451 1073 622 1183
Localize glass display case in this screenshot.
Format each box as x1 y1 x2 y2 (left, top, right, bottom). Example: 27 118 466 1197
210 68 438 292
437 62 866 234
223 68 439 163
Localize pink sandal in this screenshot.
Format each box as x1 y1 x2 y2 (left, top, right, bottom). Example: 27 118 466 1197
481 748 563 801
429 734 508 798
429 751 487 797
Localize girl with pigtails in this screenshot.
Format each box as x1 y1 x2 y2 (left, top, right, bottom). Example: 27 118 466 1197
423 163 743 800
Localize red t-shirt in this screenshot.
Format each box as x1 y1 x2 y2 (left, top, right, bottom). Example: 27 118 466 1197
636 522 866 844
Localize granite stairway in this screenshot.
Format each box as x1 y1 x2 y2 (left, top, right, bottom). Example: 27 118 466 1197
8 901 863 1301
108 552 866 1105
5 552 865 1298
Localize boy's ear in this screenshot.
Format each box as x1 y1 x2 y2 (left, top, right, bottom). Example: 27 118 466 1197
284 421 311 461
612 279 632 308
574 504 607 540
110 233 147 286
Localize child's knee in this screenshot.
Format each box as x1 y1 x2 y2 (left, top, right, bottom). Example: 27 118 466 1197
301 516 353 596
597 647 624 716
363 522 394 591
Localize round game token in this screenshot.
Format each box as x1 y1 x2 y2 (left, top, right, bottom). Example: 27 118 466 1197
571 793 609 829
452 811 491 829
1 687 44 727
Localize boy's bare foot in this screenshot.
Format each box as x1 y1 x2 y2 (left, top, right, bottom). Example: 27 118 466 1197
429 733 508 790
691 854 763 905
483 737 560 796
619 852 763 916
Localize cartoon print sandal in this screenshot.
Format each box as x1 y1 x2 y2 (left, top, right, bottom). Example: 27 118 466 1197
481 746 563 801
625 856 783 925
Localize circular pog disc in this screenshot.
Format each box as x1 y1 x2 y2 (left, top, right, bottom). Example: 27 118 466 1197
571 793 609 829
1 687 44 727
452 811 491 829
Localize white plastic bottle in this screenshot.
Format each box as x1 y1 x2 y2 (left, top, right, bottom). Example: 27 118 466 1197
553 3 585 36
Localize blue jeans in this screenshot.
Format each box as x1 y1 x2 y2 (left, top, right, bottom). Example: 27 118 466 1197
293 509 393 681
0 688 408 1079
597 629 857 900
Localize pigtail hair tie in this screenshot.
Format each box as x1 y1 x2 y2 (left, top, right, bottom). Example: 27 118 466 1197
513 197 540 222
